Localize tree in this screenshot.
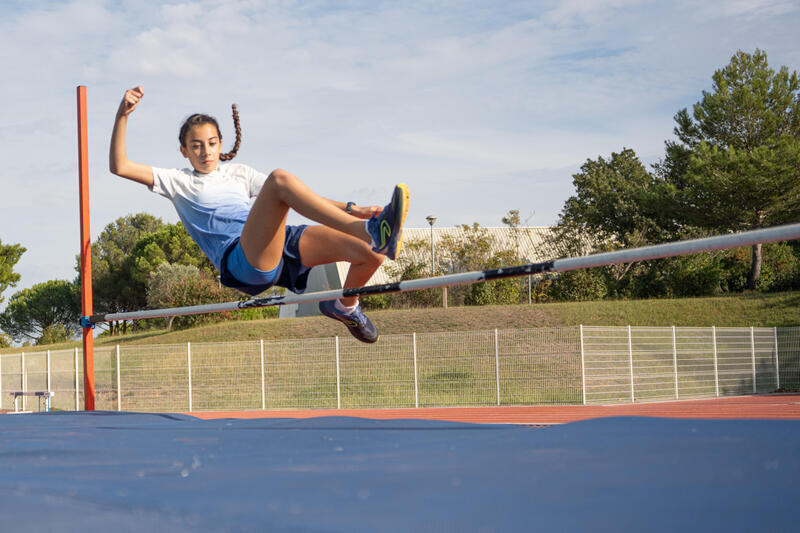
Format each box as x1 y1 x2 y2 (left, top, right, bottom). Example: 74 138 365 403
166 273 237 330
1 239 26 304
127 222 214 287
438 222 524 306
364 215 528 309
560 148 673 248
0 280 80 344
38 324 73 346
82 213 164 333
147 263 201 330
553 148 675 296
660 49 800 289
100 221 213 331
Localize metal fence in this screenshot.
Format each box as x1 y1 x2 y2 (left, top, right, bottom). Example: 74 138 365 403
2 325 798 412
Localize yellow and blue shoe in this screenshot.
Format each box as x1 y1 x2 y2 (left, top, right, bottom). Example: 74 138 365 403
366 183 410 260
319 300 379 343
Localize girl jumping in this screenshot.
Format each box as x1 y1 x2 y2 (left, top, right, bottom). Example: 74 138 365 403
109 86 409 343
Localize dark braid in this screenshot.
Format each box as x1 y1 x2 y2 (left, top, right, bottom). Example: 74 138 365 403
178 104 241 161
220 104 241 161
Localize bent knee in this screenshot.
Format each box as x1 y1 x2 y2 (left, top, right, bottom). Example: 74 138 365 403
266 168 296 187
364 249 385 269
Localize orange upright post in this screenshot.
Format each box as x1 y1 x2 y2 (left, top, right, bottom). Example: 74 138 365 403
77 85 95 410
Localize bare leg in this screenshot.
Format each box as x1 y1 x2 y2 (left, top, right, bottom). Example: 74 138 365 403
299 225 384 307
240 169 371 271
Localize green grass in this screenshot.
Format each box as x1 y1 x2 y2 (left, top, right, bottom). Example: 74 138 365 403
3 291 800 354
5 292 798 410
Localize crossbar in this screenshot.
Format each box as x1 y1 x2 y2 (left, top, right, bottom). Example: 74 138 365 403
85 222 800 325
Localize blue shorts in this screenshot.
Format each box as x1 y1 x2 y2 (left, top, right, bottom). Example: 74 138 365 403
226 241 280 286
219 225 311 296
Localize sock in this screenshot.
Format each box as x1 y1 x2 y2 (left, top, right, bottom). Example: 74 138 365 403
334 299 359 314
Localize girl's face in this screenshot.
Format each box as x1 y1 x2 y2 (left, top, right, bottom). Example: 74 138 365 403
180 123 221 174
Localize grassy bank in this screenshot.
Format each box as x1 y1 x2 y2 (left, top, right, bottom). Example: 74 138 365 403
3 291 799 354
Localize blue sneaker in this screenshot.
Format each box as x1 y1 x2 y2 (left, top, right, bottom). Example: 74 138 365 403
319 300 379 343
367 183 410 260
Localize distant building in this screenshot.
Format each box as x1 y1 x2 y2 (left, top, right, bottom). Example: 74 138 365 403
279 226 554 318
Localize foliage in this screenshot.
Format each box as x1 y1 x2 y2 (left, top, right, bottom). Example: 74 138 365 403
81 214 217 321
684 137 800 230
142 261 274 330
0 239 26 304
550 148 666 298
363 212 528 309
437 219 524 306
659 49 800 289
84 213 164 315
37 324 73 345
547 269 608 302
166 273 239 330
366 238 441 309
0 332 11 348
126 222 214 307
147 263 201 309
560 148 675 247
547 50 800 300
0 280 80 343
146 263 202 330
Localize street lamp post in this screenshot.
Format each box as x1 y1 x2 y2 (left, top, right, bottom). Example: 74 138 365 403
425 215 446 308
425 216 437 276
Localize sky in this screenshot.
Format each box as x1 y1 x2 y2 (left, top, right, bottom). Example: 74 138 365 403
1 0 799 307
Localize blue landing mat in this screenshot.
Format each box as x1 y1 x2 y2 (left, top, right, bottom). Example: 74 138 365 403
0 412 798 532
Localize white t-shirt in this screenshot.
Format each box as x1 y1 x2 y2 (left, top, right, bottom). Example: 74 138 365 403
150 163 268 269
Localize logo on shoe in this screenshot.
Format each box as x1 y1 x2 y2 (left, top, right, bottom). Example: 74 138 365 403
379 219 392 248
342 318 359 328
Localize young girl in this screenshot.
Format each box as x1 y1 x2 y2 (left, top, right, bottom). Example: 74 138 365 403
109 86 409 343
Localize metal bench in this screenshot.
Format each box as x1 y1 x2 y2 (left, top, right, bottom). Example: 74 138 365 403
9 391 54 413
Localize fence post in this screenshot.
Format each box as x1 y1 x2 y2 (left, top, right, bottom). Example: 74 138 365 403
528 275 532 305
116 345 121 412
335 336 341 409
21 351 25 411
627 326 634 403
260 339 265 410
750 326 757 394
580 325 586 405
74 347 79 410
187 342 192 412
494 328 501 406
413 333 419 408
47 350 52 396
773 327 781 390
712 326 719 397
672 326 679 400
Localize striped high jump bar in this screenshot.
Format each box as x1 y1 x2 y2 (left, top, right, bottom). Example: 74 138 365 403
84 222 800 325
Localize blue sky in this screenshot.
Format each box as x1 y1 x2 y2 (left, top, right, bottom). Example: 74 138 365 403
1 0 799 304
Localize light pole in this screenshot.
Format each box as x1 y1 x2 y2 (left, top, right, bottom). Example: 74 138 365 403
425 215 437 276
425 215 447 308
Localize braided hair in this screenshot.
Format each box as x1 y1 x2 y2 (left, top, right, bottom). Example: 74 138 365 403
178 104 241 161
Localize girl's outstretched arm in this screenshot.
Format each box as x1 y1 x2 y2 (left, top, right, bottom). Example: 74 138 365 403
109 86 154 187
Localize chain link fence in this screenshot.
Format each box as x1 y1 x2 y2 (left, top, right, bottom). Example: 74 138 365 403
2 325 798 412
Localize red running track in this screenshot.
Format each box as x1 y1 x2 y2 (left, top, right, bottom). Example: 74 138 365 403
187 393 800 424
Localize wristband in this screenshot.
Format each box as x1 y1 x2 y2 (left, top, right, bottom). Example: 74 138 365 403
346 201 356 214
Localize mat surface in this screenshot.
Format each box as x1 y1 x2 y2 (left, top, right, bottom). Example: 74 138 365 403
0 412 798 531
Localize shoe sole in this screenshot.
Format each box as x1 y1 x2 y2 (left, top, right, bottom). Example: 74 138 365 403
388 183 410 260
319 303 379 343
